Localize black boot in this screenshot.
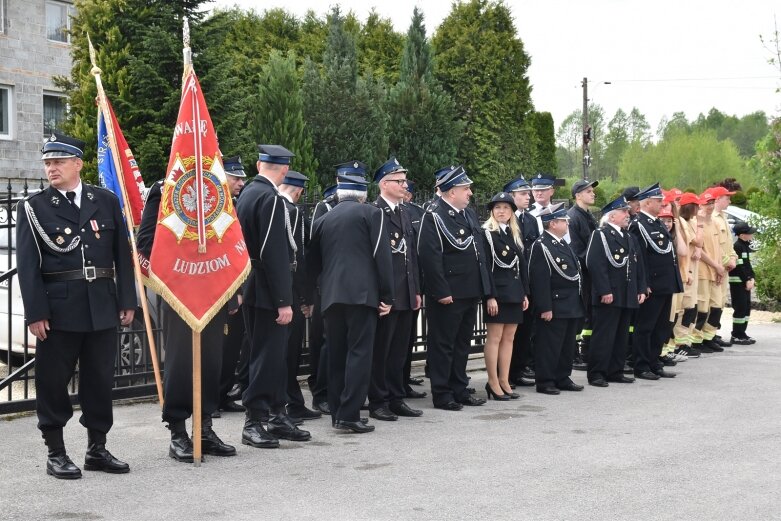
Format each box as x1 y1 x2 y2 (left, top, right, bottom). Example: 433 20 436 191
200 417 236 457
84 429 129 474
242 410 279 448
43 429 81 480
268 413 311 441
168 421 194 462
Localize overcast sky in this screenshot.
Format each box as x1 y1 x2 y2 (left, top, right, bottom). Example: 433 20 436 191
208 0 781 133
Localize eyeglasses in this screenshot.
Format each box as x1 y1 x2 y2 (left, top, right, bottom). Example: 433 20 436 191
383 179 408 185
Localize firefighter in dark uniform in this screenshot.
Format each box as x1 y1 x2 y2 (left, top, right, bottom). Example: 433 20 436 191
530 172 558 233
585 196 646 386
278 170 321 422
504 176 538 386
137 182 236 461
528 203 585 395
307 165 395 433
628 183 683 380
567 179 599 370
216 156 248 415
16 133 135 479
236 144 310 448
307 183 338 414
367 158 423 421
417 166 491 410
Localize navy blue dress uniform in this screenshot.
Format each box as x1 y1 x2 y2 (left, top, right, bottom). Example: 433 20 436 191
236 144 309 447
628 183 683 379
401 182 427 398
16 133 135 478
585 196 646 385
417 166 491 410
137 180 235 461
367 159 422 420
503 177 538 383
567 179 599 365
527 204 585 394
530 172 558 233
307 167 395 433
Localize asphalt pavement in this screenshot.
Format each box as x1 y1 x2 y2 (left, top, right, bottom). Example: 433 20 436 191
1 322 780 521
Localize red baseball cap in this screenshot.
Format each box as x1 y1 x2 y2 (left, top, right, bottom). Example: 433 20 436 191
708 186 735 198
678 192 701 206
699 190 716 204
658 208 674 219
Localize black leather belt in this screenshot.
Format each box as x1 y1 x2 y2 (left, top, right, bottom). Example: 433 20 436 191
42 268 115 282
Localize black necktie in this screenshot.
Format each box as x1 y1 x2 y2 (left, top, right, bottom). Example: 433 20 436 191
66 191 78 209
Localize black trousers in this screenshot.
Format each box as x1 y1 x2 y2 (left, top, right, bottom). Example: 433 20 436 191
510 306 536 377
633 293 672 374
309 294 328 403
730 283 751 337
368 309 414 409
324 304 378 422
161 301 225 423
218 306 247 404
35 328 116 434
285 301 307 408
534 317 578 388
588 305 632 381
575 272 593 358
426 298 477 406
403 308 421 386
242 306 289 414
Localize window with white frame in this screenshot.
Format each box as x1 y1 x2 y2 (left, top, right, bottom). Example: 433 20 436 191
46 1 75 43
0 85 12 139
43 93 67 137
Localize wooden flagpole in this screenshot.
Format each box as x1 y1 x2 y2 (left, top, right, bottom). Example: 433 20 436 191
88 35 164 406
192 330 202 466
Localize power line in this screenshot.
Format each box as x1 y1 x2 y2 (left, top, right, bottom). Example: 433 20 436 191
608 76 778 83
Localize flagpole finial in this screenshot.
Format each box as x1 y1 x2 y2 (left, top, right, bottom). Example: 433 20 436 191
87 34 102 77
183 18 192 66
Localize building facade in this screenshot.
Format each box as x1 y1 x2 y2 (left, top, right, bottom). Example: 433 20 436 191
0 0 73 184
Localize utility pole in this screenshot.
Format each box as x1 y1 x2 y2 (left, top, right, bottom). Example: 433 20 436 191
582 77 591 180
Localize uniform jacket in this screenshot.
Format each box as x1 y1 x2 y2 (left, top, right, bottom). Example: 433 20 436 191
283 197 312 305
16 183 135 331
307 198 394 313
586 224 646 308
483 227 529 304
729 238 755 284
235 176 293 310
310 194 338 239
373 197 420 311
135 180 161 260
628 211 683 295
567 204 598 268
404 201 425 235
528 231 584 319
515 210 539 259
416 199 491 300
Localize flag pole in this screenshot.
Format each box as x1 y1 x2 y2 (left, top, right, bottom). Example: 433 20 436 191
192 330 202 467
88 35 164 406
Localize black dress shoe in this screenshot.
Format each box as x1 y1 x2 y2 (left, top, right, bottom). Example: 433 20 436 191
589 378 609 387
557 382 584 391
369 407 399 421
654 369 677 378
286 405 322 421
226 384 244 401
334 420 375 433
607 375 635 383
211 410 222 418
221 400 245 413
536 386 560 395
623 363 634 374
268 415 311 441
635 371 661 380
312 401 331 415
169 431 195 462
46 453 82 479
389 401 423 417
520 367 536 379
434 401 463 411
405 387 428 399
408 376 424 386
458 395 486 406
201 427 237 456
242 420 279 449
511 376 536 387
466 387 476 394
84 445 130 473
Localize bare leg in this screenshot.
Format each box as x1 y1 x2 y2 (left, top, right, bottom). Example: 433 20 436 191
484 323 504 395
498 324 518 394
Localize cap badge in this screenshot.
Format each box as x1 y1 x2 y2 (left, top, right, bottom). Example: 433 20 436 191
49 134 56 142
353 162 359 169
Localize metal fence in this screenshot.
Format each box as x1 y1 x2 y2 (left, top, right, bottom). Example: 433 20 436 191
0 178 489 415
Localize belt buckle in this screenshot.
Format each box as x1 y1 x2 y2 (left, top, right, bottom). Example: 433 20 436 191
84 266 97 282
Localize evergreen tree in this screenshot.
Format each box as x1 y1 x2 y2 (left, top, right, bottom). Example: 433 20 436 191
386 7 462 190
358 10 404 84
531 111 556 174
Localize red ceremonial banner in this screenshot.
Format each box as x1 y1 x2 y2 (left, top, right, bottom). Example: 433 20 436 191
107 100 146 227
148 67 250 332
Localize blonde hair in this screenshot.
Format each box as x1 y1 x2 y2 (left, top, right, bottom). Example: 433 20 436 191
483 208 524 250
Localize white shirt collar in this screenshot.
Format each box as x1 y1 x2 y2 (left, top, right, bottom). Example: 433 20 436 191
544 230 562 241
57 181 83 207
499 223 508 233
380 195 398 212
640 210 656 221
441 198 462 214
607 222 623 235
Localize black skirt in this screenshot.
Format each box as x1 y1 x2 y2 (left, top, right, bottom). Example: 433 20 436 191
483 300 524 324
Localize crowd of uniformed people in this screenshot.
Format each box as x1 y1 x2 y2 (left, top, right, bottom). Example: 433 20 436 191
16 133 757 479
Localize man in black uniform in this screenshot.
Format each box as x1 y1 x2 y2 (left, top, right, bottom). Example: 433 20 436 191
17 133 135 479
504 176 538 386
278 170 321 422
585 196 646 386
528 203 585 395
216 156 248 416
308 164 395 433
628 183 683 380
567 179 599 370
236 144 310 448
137 181 236 462
367 158 423 421
417 166 490 410
530 172 557 233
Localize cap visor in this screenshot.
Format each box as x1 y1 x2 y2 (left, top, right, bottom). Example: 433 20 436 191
41 151 77 160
